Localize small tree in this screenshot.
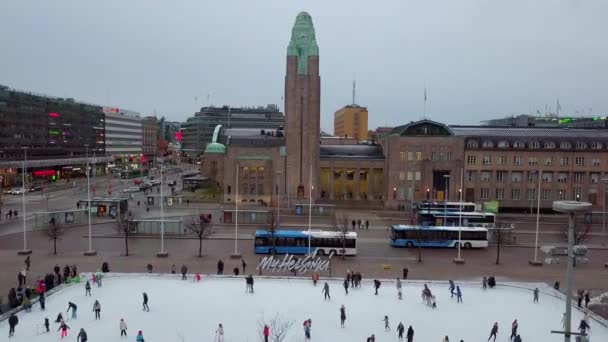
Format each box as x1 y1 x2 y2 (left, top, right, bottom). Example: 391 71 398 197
258 313 294 342
115 211 134 256
491 224 513 265
186 214 213 257
47 216 63 255
333 212 350 260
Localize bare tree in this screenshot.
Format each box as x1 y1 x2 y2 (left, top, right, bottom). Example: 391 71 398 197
115 211 134 256
186 214 213 257
268 211 280 253
47 216 63 255
490 223 513 265
258 313 294 342
333 212 350 260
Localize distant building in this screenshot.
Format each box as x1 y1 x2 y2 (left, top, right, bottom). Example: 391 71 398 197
368 126 394 142
482 114 608 128
334 105 368 140
181 105 284 157
103 107 143 167
142 116 159 166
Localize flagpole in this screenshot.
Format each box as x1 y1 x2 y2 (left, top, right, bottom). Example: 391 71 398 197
423 84 427 118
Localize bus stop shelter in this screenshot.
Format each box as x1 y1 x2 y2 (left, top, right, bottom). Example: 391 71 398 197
222 209 271 225
78 197 129 220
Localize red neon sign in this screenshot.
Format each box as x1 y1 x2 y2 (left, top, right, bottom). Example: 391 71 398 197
176 131 183 142
49 112 59 117
34 170 56 177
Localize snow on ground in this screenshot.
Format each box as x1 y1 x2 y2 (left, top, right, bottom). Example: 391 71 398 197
1 274 607 341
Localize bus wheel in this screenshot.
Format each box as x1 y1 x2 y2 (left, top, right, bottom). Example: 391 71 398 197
464 242 472 249
316 249 325 256
406 241 414 248
454 242 460 249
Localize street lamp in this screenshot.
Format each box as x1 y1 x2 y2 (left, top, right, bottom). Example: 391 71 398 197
443 175 451 226
84 145 96 256
308 164 313 256
157 164 168 257
602 177 608 234
552 200 591 342
276 171 282 226
231 163 241 258
529 168 542 265
18 147 31 255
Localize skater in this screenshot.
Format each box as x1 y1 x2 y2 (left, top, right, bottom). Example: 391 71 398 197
24 256 30 271
246 274 254 293
406 325 414 342
456 286 462 302
323 282 330 300
397 322 405 339
58 321 70 338
577 290 584 308
383 315 390 331
533 288 539 303
77 328 88 342
367 334 376 342
85 281 91 296
397 278 403 300
96 271 103 287
443 337 449 342
93 300 101 319
403 267 409 280
513 335 522 342
482 276 487 290
487 322 498 341
242 259 247 274
303 319 311 339
44 318 50 332
215 323 224 342
584 291 591 308
432 295 437 309
120 318 127 337
343 278 349 295
374 279 381 295
136 330 145 342
55 313 64 323
146 264 153 273
67 302 77 319
8 312 18 337
142 292 149 311
449 280 455 297
510 319 518 339
579 318 590 335
263 325 270 342
171 264 176 274
312 271 319 286
181 264 188 280
195 273 201 282
217 260 224 275
340 305 346 327
488 276 496 288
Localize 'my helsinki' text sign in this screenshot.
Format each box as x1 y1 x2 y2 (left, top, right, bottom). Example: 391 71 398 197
257 254 331 274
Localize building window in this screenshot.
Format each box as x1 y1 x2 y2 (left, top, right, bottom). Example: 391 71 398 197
467 155 476 164
513 156 521 165
544 141 556 149
590 173 600 184
542 189 552 200
481 171 491 182
431 152 437 161
557 173 568 183
227 185 231 194
575 157 584 166
482 156 491 165
480 188 489 199
560 142 571 149
529 141 540 149
407 171 413 181
558 190 566 200
415 171 421 181
496 188 505 200
400 152 406 161
466 140 478 148
545 157 553 166
511 188 521 200
560 157 569 166
592 158 601 167
574 187 583 200
574 172 585 183
399 171 406 181
242 183 249 195
416 152 422 161
511 172 522 183
498 155 507 165
527 171 538 183
575 142 587 149
258 184 264 195
497 141 509 148
466 171 475 182
542 172 553 183
591 142 603 150
527 188 536 200
407 152 413 161
482 141 494 148
513 141 525 148
528 157 538 166
496 171 507 182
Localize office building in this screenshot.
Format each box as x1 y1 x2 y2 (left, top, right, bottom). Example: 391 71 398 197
334 105 368 140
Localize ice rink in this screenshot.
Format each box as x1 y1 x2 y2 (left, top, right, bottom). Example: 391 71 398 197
1 274 606 341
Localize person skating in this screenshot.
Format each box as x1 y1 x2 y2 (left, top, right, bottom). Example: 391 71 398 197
91 300 101 320
383 315 390 331
487 322 498 341
263 325 270 342
85 281 91 296
449 280 455 297
340 305 346 327
397 322 405 339
67 302 78 319
303 319 312 339
217 260 224 275
136 330 145 342
44 318 50 332
77 328 88 342
482 276 487 290
510 319 518 339
58 321 70 338
96 271 103 287
579 318 590 335
120 318 128 337
142 292 149 311
443 336 449 342
312 271 319 286
8 312 18 337
396 278 403 300
343 278 349 295
323 282 330 300
181 264 188 280
215 323 224 342
406 325 414 342
374 279 381 295
246 274 254 293
24 256 30 271
432 295 437 309
55 312 63 323
367 334 376 341
456 286 462 303
584 291 591 308
513 334 522 342
533 288 539 303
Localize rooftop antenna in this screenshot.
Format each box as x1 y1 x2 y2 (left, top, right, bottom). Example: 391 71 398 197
423 82 428 120
352 74 356 106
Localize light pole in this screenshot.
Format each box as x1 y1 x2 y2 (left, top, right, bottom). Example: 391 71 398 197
157 164 168 257
276 171 282 226
602 177 608 234
308 164 313 256
231 163 240 258
530 169 542 265
18 147 31 255
84 145 96 256
552 200 591 342
443 175 450 226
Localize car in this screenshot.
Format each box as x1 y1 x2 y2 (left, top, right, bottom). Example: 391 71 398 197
3 188 19 194
29 186 43 192
11 188 26 195
122 186 140 193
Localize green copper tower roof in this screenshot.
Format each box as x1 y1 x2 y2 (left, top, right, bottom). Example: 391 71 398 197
204 124 226 154
287 11 319 75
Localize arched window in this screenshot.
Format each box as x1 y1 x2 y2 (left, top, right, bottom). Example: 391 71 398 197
591 141 603 150
575 141 587 149
513 141 525 148
544 141 556 149
466 140 478 148
560 141 571 149
497 141 509 148
529 141 540 149
482 140 494 148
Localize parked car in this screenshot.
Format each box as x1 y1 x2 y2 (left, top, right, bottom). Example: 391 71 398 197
3 187 19 194
11 188 26 195
122 186 140 193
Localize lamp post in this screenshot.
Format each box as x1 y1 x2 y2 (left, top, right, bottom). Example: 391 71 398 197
276 171 282 226
529 168 542 265
157 164 168 257
552 200 591 342
443 175 450 226
602 177 608 234
18 147 31 255
84 145 96 256
308 164 313 256
231 163 241 258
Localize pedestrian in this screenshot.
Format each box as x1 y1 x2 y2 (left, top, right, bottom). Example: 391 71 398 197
397 322 405 339
456 286 462 303
146 264 153 273
449 280 455 297
351 220 356 230
58 321 70 338
323 282 330 300
146 207 149 214
357 219 362 229
137 201 140 206
406 325 414 342
365 220 369 230
215 323 224 342
24 256 30 271
44 318 50 332
403 267 409 280
510 319 518 339
22 297 32 311
136 330 145 342
242 259 247 274
67 302 77 319
577 290 584 308
585 291 591 308
120 318 127 337
340 305 346 327
487 322 498 341
513 334 522 342
92 300 101 320
533 287 539 303
77 328 88 342
554 281 560 291
217 260 224 275
85 281 91 296
579 319 590 335
343 278 349 295
181 264 187 280
142 292 149 311
171 264 176 274
312 271 319 286
443 336 449 342
482 276 487 290
39 291 46 310
8 312 18 337
383 315 390 331
263 325 270 342
374 279 381 295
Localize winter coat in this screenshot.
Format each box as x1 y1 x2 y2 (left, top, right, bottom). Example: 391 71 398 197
513 336 522 342
120 320 128 331
263 326 270 337
8 314 18 327
77 330 88 342
93 302 101 311
143 293 148 302
136 333 145 342
407 327 414 338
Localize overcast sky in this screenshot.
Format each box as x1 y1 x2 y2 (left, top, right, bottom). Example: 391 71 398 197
1 0 607 133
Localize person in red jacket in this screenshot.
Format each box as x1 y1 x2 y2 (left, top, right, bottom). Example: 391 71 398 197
263 324 270 342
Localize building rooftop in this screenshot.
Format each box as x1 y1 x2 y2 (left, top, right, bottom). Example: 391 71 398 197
219 128 285 147
320 144 384 160
450 126 608 139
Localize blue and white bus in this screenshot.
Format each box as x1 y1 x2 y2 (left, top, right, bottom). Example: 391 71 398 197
390 225 488 249
417 210 496 228
254 229 357 256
